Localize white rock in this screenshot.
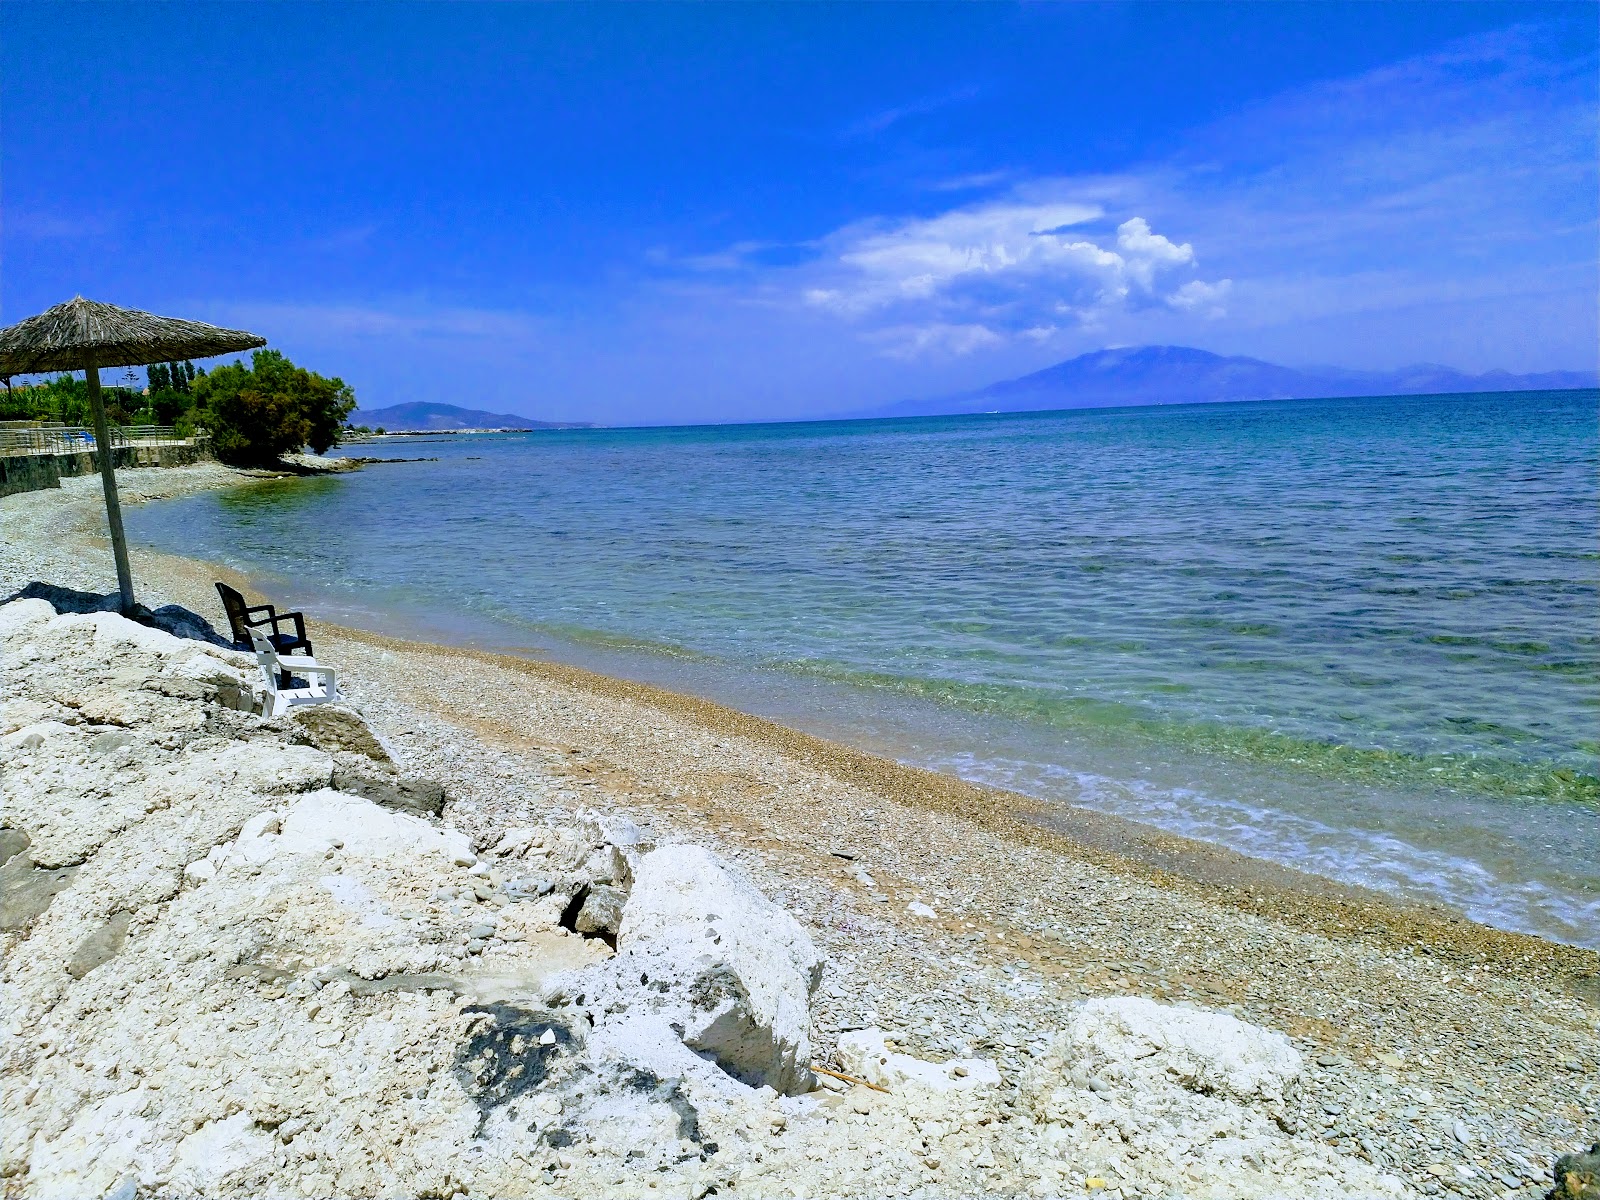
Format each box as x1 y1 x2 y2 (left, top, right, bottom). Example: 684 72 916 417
837 1028 1000 1092
907 901 937 919
183 858 218 884
493 827 538 857
230 789 474 865
1063 997 1302 1101
0 597 57 640
170 1112 274 1190
24 1088 156 1198
614 844 824 1094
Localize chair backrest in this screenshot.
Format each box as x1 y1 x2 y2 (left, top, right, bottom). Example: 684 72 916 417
246 626 281 691
216 582 253 644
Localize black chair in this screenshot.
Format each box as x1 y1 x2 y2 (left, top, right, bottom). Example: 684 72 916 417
216 583 312 687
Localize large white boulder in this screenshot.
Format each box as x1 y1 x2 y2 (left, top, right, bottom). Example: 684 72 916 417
611 844 824 1094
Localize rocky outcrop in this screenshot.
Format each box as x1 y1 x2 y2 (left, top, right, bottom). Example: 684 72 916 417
0 599 827 1195
0 597 1414 1199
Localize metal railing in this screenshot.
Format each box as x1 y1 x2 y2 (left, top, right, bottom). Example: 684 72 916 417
0 424 198 457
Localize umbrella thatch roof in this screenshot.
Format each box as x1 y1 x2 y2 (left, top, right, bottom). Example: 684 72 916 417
0 296 266 376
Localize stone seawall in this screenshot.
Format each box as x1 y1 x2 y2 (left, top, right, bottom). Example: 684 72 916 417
0 440 213 499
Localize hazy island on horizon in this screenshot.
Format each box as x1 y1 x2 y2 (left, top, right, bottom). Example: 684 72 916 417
350 346 1597 431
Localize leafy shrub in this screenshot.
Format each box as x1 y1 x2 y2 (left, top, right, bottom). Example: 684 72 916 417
193 350 356 466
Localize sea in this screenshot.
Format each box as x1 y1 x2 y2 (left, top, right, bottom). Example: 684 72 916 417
127 389 1600 949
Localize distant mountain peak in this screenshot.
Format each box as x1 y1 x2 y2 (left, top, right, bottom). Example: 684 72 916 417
348 401 591 431
865 346 1596 420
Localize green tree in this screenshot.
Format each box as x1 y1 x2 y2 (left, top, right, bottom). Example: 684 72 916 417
150 388 192 425
192 349 357 466
148 363 171 392
1 374 94 423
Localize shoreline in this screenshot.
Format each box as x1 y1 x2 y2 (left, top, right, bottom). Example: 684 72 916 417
4 461 1598 1196
323 624 1599 980
9 460 1599 972
94 463 1600 969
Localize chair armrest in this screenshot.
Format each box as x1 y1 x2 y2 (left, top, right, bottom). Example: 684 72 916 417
279 655 335 677
258 609 307 641
244 603 277 621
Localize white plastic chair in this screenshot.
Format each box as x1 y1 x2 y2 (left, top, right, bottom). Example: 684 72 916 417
248 626 343 717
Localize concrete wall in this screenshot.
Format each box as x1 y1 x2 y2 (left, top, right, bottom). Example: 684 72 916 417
0 454 63 498
0 440 212 500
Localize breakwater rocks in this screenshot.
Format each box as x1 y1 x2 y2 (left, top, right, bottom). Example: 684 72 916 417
1 599 1411 1198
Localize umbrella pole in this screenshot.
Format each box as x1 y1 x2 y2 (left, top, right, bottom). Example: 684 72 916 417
84 357 136 615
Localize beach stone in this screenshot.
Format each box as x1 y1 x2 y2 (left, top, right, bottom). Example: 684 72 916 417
837 1027 1000 1092
0 595 57 640
290 703 392 762
65 910 133 979
231 789 473 865
0 852 79 932
1062 997 1302 1102
0 827 30 868
331 768 447 818
574 883 627 939
604 844 824 1093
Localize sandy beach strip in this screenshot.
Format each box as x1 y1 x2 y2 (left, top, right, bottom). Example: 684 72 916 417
4 461 1596 1196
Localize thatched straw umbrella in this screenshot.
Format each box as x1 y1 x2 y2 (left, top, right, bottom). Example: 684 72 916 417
0 297 266 614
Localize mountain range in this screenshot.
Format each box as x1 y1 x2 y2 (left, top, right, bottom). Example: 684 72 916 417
867 346 1597 419
347 402 591 431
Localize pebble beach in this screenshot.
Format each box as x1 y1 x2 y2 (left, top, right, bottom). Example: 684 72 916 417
2 461 1596 1199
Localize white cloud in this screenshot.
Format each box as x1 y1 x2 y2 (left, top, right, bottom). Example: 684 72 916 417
793 198 1227 354
1114 217 1194 287
1166 278 1233 317
207 299 551 345
866 322 1004 360
927 169 1014 193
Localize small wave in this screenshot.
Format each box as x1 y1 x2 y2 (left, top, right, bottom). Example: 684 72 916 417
777 658 1600 807
936 751 1600 950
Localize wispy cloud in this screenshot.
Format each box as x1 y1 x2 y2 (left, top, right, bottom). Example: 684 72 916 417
207 299 551 345
926 169 1013 193
843 84 981 139
6 210 115 240
306 224 380 254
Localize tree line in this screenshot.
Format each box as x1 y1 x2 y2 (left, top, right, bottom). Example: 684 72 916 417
1 350 356 467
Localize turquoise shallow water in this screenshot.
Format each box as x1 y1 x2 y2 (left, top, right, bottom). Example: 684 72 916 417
128 390 1600 947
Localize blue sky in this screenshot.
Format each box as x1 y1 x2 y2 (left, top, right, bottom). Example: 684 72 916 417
4 3 1595 424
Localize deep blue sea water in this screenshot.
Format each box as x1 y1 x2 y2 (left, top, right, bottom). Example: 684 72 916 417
128 390 1600 947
